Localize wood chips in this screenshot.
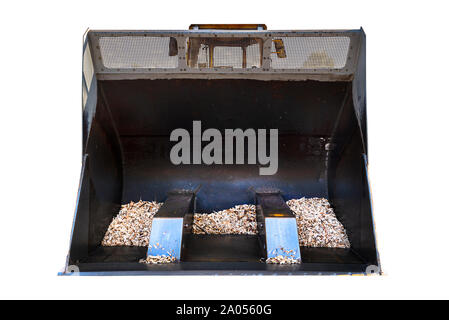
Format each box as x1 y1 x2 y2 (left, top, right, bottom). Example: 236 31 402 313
287 197 350 248
139 255 176 264
101 197 350 265
101 200 162 247
192 204 257 235
266 256 301 264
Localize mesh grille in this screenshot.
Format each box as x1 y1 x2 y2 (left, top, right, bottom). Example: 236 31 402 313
99 36 178 69
213 47 242 68
271 37 350 69
246 43 261 68
187 37 262 69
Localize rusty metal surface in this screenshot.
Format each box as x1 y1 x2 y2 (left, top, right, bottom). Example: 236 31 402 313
189 24 267 30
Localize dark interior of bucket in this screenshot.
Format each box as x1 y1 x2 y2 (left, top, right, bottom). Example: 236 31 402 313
70 79 378 274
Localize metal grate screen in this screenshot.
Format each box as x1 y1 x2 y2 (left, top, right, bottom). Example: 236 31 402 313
187 37 262 69
213 47 243 68
271 37 350 69
99 36 178 69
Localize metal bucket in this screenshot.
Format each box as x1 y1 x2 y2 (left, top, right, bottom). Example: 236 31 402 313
64 26 379 275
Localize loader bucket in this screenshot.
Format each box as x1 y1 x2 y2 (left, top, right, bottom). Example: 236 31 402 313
64 26 379 275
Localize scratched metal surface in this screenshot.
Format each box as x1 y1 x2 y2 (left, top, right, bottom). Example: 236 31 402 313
265 218 301 260
148 218 184 259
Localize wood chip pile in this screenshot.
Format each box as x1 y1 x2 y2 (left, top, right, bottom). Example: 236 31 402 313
101 197 350 265
139 255 176 264
266 248 301 264
266 256 301 264
287 197 350 248
101 200 162 247
192 204 257 235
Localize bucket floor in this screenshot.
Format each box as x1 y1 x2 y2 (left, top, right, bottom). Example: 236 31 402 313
182 234 262 262
84 246 147 263
300 247 364 264
83 240 364 265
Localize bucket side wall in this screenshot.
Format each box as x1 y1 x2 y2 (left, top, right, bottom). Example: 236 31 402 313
327 86 377 265
69 92 124 263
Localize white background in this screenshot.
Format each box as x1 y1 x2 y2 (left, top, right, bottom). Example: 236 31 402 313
1 0 448 299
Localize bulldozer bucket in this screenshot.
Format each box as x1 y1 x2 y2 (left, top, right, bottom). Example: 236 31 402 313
63 26 379 275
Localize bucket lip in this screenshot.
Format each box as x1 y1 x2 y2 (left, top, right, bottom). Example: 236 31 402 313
59 261 379 276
